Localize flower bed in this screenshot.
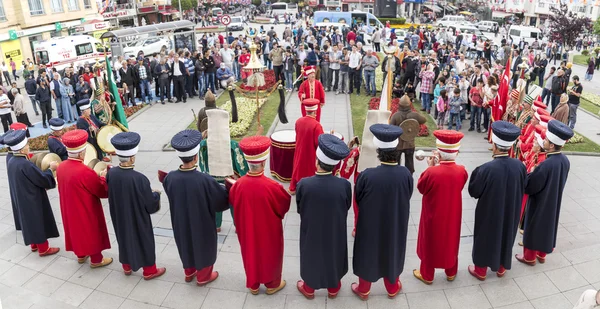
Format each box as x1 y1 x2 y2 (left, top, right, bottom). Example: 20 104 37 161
2 105 146 152
221 97 267 137
240 70 277 92
368 97 430 136
195 26 227 33
581 92 600 106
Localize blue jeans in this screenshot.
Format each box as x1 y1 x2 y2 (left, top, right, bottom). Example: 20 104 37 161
449 112 461 130
421 93 431 112
54 97 63 118
60 97 75 122
197 72 206 97
284 71 293 90
585 72 593 81
541 88 551 106
263 54 272 69
469 106 482 130
233 61 241 80
364 70 376 95
140 80 152 103
186 73 195 96
205 72 216 94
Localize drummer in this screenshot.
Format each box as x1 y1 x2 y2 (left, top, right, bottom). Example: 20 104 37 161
76 99 108 162
298 66 326 123
289 99 324 195
48 118 68 161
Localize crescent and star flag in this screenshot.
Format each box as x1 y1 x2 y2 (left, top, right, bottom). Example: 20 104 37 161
488 55 511 142
105 54 129 129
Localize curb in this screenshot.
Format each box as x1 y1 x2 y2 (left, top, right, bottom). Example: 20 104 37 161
579 105 600 121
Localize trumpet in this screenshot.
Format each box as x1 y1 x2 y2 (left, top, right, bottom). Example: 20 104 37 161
415 150 440 165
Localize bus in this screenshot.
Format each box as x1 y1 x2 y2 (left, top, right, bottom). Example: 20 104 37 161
34 35 108 71
269 2 298 17
313 11 384 34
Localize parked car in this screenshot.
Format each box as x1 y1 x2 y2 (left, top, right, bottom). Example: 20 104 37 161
475 21 498 32
227 16 245 31
123 37 171 58
436 15 467 27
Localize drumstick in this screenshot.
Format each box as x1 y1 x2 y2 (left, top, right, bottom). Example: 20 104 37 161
191 109 197 122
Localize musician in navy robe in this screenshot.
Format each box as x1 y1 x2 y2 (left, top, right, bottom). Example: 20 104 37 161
468 121 527 280
352 124 412 301
47 118 68 160
76 99 105 160
517 120 573 266
1 132 20 231
163 130 229 285
4 130 60 256
107 132 166 280
296 134 351 300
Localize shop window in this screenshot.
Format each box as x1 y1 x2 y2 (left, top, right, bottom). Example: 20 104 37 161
67 0 79 11
50 0 64 13
28 0 45 15
0 0 6 21
83 0 91 9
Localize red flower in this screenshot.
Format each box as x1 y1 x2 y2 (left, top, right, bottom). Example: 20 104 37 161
240 70 278 91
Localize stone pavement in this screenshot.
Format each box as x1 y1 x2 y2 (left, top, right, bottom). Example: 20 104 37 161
3 93 600 309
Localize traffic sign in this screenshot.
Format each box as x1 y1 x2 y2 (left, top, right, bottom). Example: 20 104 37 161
221 15 232 26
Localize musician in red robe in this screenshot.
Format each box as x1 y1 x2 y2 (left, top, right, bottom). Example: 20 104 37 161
298 66 325 122
230 136 291 295
517 103 549 161
57 129 112 268
413 130 468 284
519 125 548 233
288 99 324 194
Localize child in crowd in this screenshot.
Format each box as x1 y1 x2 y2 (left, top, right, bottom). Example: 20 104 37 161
392 80 404 98
436 89 448 130
432 77 445 119
405 81 416 100
448 88 464 131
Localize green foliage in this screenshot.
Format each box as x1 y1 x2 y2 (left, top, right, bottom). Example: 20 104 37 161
594 18 600 36
595 46 600 55
378 17 406 25
582 49 590 56
171 0 194 12
252 0 261 6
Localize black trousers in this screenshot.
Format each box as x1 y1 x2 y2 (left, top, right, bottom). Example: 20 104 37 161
295 65 302 89
173 76 186 102
399 148 415 174
16 113 32 127
39 100 52 125
126 84 135 106
349 68 361 94
273 65 283 83
0 113 12 133
374 42 381 52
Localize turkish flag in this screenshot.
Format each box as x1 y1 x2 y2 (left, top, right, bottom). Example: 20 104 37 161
492 57 511 123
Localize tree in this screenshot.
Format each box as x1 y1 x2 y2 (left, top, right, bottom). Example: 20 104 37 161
594 18 600 36
252 0 261 6
548 3 592 48
172 0 195 12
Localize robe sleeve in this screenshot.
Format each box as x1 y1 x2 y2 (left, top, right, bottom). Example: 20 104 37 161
298 82 306 100
344 181 352 211
48 138 67 160
416 169 431 195
468 166 485 199
314 123 324 149
208 177 229 213
82 169 109 199
140 175 161 214
271 184 291 219
231 142 248 177
296 181 303 215
317 81 325 104
23 163 56 190
524 162 549 196
355 172 366 209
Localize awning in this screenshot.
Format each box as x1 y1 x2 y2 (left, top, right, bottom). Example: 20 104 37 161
443 5 456 12
459 11 473 15
160 11 170 15
170 9 179 15
423 4 441 12
492 11 512 18
524 13 537 17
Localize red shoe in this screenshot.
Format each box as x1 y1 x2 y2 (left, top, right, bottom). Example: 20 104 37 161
496 270 506 278
388 281 402 299
352 229 356 238
296 280 314 300
31 245 38 252
468 265 486 281
197 271 219 286
144 267 166 280
351 283 369 301
328 290 338 299
536 254 546 264
515 254 536 266
185 270 197 282
39 247 60 257
124 270 133 276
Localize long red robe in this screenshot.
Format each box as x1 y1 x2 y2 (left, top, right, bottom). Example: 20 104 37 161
520 152 547 220
57 158 110 256
416 161 468 269
240 53 251 79
298 79 325 122
230 172 291 288
289 115 324 192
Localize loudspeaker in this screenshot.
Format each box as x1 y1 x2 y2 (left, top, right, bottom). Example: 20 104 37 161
375 0 397 18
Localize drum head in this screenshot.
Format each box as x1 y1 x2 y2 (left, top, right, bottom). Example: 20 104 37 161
41 153 61 171
97 125 123 154
87 158 100 169
270 130 296 142
35 153 48 169
83 143 98 166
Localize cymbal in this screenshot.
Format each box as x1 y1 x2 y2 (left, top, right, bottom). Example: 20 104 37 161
97 125 123 154
83 143 98 166
41 153 61 171
93 161 108 176
35 153 48 169
87 158 100 169
30 153 43 167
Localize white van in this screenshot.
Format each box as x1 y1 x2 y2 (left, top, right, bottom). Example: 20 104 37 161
34 35 108 71
475 20 498 32
508 25 542 45
436 15 467 27
227 16 245 31
269 2 298 17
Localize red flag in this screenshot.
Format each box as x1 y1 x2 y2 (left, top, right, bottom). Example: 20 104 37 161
492 56 511 122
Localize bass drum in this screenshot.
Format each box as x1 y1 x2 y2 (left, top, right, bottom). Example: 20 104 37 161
83 143 98 166
97 125 123 154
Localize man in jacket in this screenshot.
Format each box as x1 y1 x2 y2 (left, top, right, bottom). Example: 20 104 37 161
171 53 188 103
24 75 39 116
134 57 153 105
550 69 566 113
269 41 285 83
154 58 171 105
119 61 136 106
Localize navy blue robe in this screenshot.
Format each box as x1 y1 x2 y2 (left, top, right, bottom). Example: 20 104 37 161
47 136 68 161
5 152 21 231
297 172 351 289
76 115 105 160
107 166 161 271
469 155 526 271
353 163 413 282
163 167 229 269
7 154 59 245
523 152 569 253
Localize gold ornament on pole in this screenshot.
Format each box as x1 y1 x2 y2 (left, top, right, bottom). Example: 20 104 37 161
242 27 268 135
382 44 398 112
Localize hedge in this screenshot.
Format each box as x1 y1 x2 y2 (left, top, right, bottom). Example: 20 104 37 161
378 17 406 25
